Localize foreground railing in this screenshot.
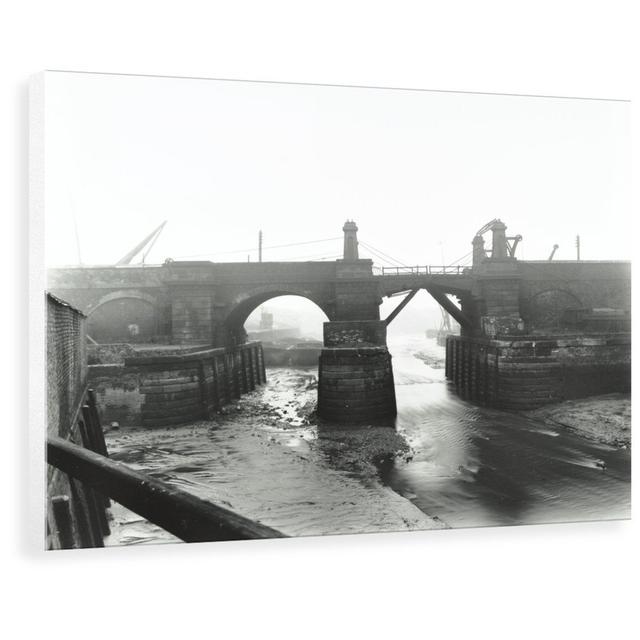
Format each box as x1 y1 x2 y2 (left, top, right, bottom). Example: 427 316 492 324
379 265 466 276
47 436 287 543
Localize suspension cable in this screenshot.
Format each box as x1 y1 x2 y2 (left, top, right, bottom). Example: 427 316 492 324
358 244 401 267
445 250 473 267
359 240 408 267
282 252 342 261
171 236 341 260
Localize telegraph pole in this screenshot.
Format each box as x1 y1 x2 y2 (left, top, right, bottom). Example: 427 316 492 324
576 235 581 261
259 230 263 262
72 212 83 265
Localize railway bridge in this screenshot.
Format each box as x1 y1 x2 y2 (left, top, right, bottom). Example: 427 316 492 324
48 220 630 423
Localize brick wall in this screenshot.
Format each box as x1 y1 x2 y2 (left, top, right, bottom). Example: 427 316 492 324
46 293 87 439
46 293 109 550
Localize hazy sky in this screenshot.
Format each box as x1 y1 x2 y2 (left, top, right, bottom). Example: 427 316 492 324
45 71 630 268
43 71 631 335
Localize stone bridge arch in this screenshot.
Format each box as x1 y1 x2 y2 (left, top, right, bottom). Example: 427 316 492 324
86 289 163 343
223 286 334 341
521 288 584 332
86 289 160 315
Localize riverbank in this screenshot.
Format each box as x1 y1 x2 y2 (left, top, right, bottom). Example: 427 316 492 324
522 393 631 448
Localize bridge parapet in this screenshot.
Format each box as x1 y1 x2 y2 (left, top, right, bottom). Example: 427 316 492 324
380 265 468 276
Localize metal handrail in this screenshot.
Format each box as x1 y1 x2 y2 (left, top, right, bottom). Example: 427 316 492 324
47 436 287 543
379 265 465 276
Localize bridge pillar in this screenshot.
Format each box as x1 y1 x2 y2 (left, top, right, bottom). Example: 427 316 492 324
167 286 214 344
334 259 380 320
164 262 216 344
472 257 524 338
317 320 397 425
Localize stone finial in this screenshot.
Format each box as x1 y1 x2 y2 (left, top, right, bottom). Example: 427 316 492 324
472 234 486 268
342 219 359 261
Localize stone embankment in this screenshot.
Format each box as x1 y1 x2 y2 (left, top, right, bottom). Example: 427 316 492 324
89 342 265 427
446 334 631 411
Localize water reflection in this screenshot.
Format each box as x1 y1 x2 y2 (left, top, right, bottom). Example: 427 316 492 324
383 335 631 528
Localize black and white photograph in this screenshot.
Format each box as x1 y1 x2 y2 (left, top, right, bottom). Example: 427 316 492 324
6 2 638 638
38 70 630 549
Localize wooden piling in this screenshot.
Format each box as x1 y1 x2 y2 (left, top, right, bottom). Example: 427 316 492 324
87 389 108 457
68 478 101 548
51 495 75 550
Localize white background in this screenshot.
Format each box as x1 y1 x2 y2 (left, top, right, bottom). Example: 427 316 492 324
2 1 638 638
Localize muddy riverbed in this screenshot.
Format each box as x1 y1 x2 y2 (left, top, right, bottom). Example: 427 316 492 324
104 367 442 546
104 335 631 546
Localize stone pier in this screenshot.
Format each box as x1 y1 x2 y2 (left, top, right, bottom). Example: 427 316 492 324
446 333 631 411
317 320 397 424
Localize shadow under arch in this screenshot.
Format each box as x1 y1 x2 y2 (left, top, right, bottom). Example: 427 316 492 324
86 289 160 315
85 290 162 343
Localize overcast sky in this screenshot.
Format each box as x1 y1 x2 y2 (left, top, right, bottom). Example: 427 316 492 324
45 71 630 267
43 71 630 335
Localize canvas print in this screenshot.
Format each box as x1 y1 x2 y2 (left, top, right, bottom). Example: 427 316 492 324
36 71 631 549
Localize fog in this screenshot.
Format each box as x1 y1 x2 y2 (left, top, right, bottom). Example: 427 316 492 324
44 71 630 271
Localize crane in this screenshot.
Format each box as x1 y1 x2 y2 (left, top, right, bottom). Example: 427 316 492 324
115 221 167 266
473 219 522 259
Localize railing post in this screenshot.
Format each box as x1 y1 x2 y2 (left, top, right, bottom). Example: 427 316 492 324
47 436 287 542
68 478 100 548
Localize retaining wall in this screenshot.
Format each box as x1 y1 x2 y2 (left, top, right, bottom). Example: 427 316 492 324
446 334 631 411
89 342 265 426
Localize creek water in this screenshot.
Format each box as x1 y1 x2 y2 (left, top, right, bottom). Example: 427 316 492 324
104 335 630 546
